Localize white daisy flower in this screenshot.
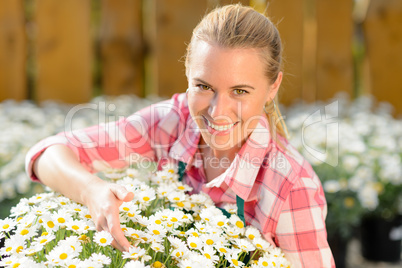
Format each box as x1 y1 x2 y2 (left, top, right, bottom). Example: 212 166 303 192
0 218 16 232
120 202 141 219
229 214 246 231
175 182 193 192
51 209 71 228
16 225 38 240
122 246 146 260
200 233 223 247
233 238 256 253
80 258 103 268
200 207 223 222
245 226 262 241
147 223 167 237
226 250 244 267
162 162 178 174
168 236 187 249
32 232 56 248
201 245 220 263
211 214 229 228
222 203 238 214
151 241 165 252
66 219 88 234
0 234 26 255
253 237 274 252
167 191 186 203
124 260 150 268
40 213 58 232
59 236 82 254
90 252 112 265
187 236 203 250
93 230 114 247
0 255 41 268
10 202 30 217
46 245 76 266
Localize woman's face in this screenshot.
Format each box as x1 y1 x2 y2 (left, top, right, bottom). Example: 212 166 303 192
186 41 281 151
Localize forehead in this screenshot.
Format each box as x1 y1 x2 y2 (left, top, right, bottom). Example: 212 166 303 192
188 41 266 81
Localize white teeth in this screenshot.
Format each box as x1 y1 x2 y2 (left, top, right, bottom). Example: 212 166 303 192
207 120 235 131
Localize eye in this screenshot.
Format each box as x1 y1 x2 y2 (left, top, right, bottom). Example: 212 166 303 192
233 89 248 95
197 84 212 91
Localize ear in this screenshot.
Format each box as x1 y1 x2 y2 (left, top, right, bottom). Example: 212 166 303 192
266 71 283 102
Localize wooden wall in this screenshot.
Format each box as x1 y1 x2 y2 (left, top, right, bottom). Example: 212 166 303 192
0 0 401 115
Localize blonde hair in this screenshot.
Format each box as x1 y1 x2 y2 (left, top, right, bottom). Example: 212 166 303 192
185 4 289 147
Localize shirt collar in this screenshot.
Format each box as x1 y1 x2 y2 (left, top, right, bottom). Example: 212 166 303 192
207 115 272 200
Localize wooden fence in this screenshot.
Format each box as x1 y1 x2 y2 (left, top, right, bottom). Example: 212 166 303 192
0 0 401 114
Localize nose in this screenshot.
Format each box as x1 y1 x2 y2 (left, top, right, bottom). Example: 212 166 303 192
208 93 232 121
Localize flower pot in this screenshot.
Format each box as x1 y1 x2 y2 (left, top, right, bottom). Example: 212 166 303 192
360 215 402 262
328 233 349 268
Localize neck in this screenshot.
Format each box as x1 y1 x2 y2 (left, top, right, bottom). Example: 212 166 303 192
198 137 239 162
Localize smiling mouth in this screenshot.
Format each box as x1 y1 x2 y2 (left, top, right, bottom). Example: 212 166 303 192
203 116 239 131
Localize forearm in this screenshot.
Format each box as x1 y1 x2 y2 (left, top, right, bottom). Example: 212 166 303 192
33 144 105 205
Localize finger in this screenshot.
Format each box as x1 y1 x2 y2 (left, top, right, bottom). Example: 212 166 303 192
106 208 131 252
111 185 134 202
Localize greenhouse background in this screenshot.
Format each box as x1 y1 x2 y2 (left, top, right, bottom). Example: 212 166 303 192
0 0 401 267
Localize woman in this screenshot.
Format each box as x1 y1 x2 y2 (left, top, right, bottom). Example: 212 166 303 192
26 4 335 267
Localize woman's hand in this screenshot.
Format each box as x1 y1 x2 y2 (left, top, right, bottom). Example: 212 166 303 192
84 180 134 252
33 145 135 252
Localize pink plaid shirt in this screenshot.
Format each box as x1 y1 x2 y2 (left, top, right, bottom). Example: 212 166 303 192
26 93 335 267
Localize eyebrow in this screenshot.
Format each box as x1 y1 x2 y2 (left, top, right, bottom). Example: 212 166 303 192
193 78 255 90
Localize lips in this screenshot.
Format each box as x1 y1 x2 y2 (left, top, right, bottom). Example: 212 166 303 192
203 116 238 132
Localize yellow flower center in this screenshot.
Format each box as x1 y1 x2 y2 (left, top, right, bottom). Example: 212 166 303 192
153 261 163 268
204 253 211 259
40 239 48 244
171 217 178 222
232 259 239 266
217 221 224 226
60 253 68 260
173 197 180 201
206 239 214 245
178 186 185 190
13 264 20 268
68 265 77 268
344 197 355 208
42 232 48 236
123 207 130 212
72 225 79 230
219 248 227 253
58 218 65 223
248 234 255 240
16 246 23 253
143 196 150 202
153 230 160 235
20 229 29 235
100 238 107 244
2 224 9 229
47 221 55 228
177 202 185 207
190 242 197 248
236 221 244 228
155 219 162 224
262 261 269 266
